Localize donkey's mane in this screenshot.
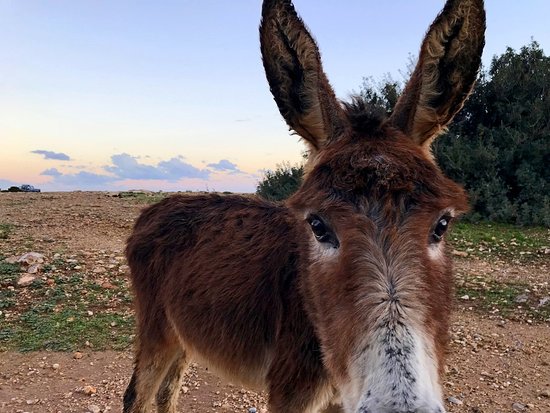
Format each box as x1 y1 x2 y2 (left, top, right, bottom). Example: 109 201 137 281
342 95 387 135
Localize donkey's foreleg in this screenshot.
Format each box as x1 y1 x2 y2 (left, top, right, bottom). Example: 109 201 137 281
156 351 189 413
268 375 335 413
267 344 333 413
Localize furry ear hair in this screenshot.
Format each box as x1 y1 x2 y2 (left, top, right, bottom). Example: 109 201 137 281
260 0 348 154
389 0 486 153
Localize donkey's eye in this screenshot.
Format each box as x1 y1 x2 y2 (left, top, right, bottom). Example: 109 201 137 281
307 215 339 248
310 218 328 240
432 215 452 243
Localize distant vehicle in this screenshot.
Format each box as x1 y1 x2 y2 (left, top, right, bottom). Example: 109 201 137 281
20 184 41 192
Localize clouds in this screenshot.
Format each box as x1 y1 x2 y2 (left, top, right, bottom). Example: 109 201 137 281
207 159 241 173
158 157 210 180
45 170 117 188
31 150 71 161
36 153 254 191
40 167 116 189
105 154 166 180
41 168 62 177
105 153 210 181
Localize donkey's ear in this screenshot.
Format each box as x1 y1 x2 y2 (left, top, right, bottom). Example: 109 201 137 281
389 0 485 151
260 0 348 152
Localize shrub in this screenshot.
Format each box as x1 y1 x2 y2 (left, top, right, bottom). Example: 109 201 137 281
256 162 304 201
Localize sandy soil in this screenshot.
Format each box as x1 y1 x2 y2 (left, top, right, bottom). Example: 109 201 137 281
0 192 549 413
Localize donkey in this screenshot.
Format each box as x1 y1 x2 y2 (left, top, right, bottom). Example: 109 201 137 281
123 0 485 412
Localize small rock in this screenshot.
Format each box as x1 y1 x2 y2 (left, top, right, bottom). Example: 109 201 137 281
249 408 257 413
512 402 526 411
82 385 97 395
538 297 550 307
52 363 60 370
540 389 550 398
88 404 101 413
26 263 43 274
93 267 106 274
17 274 37 287
452 250 469 257
17 252 45 265
182 386 189 394
73 352 83 360
460 295 470 301
101 282 115 289
448 396 463 405
4 255 19 264
515 294 529 304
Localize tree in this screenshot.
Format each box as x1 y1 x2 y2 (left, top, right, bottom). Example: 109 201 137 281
359 74 402 114
434 41 550 226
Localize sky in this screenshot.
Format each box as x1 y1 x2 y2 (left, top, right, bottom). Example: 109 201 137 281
1 0 549 193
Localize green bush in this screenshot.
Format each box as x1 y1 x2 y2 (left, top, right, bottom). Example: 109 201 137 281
256 162 304 201
434 41 550 226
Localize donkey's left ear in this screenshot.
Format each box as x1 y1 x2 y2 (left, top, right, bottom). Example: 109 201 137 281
389 0 486 151
260 0 348 153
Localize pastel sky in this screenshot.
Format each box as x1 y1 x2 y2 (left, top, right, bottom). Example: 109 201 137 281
1 0 549 193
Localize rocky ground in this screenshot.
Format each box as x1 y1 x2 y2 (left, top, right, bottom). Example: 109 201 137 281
0 192 549 413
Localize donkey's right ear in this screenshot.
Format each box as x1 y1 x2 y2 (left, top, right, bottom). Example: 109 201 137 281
260 0 348 152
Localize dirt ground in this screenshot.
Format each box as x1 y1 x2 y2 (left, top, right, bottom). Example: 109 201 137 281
0 192 549 413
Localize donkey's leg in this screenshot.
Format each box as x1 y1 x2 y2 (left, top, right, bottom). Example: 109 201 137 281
123 370 138 412
155 350 189 413
123 340 182 413
267 343 332 413
268 374 333 413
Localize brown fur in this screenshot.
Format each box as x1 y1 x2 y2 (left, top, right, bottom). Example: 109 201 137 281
123 1 485 412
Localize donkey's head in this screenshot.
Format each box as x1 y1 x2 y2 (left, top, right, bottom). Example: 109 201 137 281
261 1 485 412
